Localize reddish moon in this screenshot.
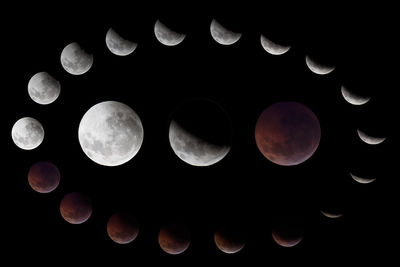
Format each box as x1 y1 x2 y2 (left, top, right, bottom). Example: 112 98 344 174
27 161 60 193
158 222 191 255
272 218 303 248
107 212 140 244
214 226 246 254
60 192 92 224
255 102 321 166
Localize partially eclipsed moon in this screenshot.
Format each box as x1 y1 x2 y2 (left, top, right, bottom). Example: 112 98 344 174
11 117 44 150
320 210 343 219
341 85 371 105
350 173 376 184
357 129 386 145
260 35 290 55
60 192 92 224
60 42 93 75
28 72 60 105
154 20 185 46
106 28 137 56
210 19 241 45
305 55 335 75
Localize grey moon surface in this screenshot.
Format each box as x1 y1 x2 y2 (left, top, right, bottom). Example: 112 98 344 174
350 172 376 184
260 35 290 55
168 120 231 167
105 28 137 56
78 101 144 166
11 117 44 150
60 42 93 75
341 85 371 105
27 72 60 105
305 55 335 75
320 210 343 219
154 20 185 46
210 19 241 45
357 129 386 145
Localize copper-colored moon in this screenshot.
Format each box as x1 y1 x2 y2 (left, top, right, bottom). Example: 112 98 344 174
28 161 60 193
107 212 140 244
214 227 246 254
272 218 303 248
158 222 191 255
60 192 92 224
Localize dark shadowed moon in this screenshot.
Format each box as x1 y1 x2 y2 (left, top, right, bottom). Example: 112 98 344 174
107 212 140 244
158 222 191 255
272 217 303 248
60 192 92 224
28 161 60 193
255 102 321 166
214 225 246 254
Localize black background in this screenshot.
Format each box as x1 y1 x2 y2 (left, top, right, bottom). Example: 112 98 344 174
4 3 397 264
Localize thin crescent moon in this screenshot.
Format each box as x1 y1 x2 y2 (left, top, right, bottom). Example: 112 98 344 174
260 35 290 55
350 173 376 184
305 55 335 75
357 129 386 145
320 210 343 219
341 86 371 105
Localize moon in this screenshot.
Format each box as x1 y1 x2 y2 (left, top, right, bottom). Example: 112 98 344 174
28 161 60 193
107 212 140 244
158 222 191 255
60 192 92 224
255 102 321 166
320 210 343 219
78 101 144 167
11 117 44 150
154 20 185 46
357 128 386 145
105 28 137 56
214 227 246 254
305 55 335 75
168 99 231 167
27 72 60 105
210 19 241 45
60 42 93 75
341 85 371 105
272 218 303 248
350 172 376 184
260 35 290 55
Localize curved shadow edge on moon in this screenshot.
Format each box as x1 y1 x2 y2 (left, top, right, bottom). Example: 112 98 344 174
60 192 92 224
28 72 61 105
341 85 370 105
305 55 335 75
210 19 241 45
357 129 386 145
260 35 290 55
154 20 185 46
106 28 137 56
350 172 376 184
28 161 60 193
168 120 231 167
320 210 343 219
60 42 93 75
11 117 44 150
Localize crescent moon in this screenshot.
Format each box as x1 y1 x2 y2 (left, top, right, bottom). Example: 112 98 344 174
260 35 290 55
105 28 137 56
210 19 241 45
305 55 335 75
350 173 376 184
320 210 343 219
154 20 185 46
357 129 386 145
341 85 371 105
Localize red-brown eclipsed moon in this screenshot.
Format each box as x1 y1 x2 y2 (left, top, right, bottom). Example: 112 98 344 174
28 161 60 193
107 212 140 244
60 192 92 224
158 222 191 255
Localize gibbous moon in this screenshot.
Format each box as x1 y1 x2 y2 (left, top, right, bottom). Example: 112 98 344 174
350 172 376 184
105 28 137 56
320 210 343 219
78 101 144 167
107 212 140 244
168 99 231 167
214 226 246 254
305 55 335 75
158 222 191 255
11 117 44 150
154 20 185 46
210 19 241 45
260 35 290 55
28 161 60 193
60 192 92 224
357 128 386 145
28 72 60 105
341 85 371 105
60 42 93 75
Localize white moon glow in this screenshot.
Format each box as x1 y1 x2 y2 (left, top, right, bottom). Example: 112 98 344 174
341 85 371 105
60 42 93 75
28 72 60 105
305 55 335 75
350 173 376 184
320 210 343 219
78 101 144 166
260 35 290 55
357 129 386 145
210 19 241 45
154 20 185 46
11 117 44 150
106 28 137 56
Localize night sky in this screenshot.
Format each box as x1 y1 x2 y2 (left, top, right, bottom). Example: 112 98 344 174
4 3 397 264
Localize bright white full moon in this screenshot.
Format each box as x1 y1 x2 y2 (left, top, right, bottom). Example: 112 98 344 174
11 117 44 150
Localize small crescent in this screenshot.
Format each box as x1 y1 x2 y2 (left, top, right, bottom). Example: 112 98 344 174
357 129 386 145
341 86 371 105
260 35 290 55
320 210 343 219
305 55 335 75
350 173 376 184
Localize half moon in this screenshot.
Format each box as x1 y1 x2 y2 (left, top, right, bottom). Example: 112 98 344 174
210 19 241 45
341 85 371 105
350 173 376 184
357 129 386 145
260 35 290 55
305 55 335 75
106 28 137 56
154 20 185 46
320 210 343 219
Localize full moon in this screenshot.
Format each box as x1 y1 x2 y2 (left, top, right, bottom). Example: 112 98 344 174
107 212 140 244
28 161 60 193
78 101 144 167
60 42 93 75
60 192 92 224
106 28 137 56
11 117 44 150
158 222 191 255
27 72 60 105
255 102 321 166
